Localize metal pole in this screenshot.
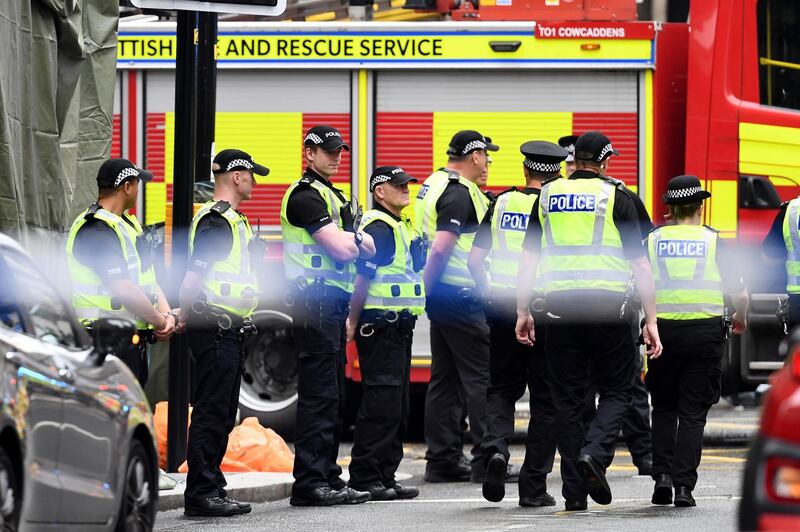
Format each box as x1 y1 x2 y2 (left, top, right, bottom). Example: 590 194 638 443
195 12 218 182
167 10 198 473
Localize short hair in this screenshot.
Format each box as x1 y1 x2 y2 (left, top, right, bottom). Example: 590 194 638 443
575 158 603 170
448 153 469 163
524 166 559 181
668 202 703 221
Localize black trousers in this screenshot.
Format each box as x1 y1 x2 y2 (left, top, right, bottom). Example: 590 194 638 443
544 294 634 502
291 295 349 494
424 287 490 468
646 318 724 489
583 318 652 464
482 302 557 498
348 315 413 488
185 326 244 502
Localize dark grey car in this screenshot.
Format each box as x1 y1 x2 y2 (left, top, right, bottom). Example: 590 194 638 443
0 234 158 531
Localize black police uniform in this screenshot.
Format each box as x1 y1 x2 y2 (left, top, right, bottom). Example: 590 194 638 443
348 202 418 496
522 169 644 505
424 176 491 479
473 186 557 501
582 185 654 473
72 210 151 385
646 208 744 497
763 202 800 327
184 202 251 505
285 168 353 497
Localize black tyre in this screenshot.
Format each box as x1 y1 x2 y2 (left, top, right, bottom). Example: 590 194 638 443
116 439 157 532
0 446 20 532
239 310 298 440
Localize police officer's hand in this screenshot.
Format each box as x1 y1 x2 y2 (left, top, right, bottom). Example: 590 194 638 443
155 313 176 341
642 320 663 359
515 312 535 346
346 317 356 343
732 312 747 335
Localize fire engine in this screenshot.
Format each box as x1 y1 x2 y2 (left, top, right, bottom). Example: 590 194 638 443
114 0 799 437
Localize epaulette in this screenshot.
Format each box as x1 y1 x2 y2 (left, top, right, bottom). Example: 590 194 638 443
600 175 625 189
445 169 461 182
211 200 231 215
703 224 720 234
541 175 561 186
84 203 101 219
495 186 517 197
647 224 664 235
297 175 314 187
781 200 790 208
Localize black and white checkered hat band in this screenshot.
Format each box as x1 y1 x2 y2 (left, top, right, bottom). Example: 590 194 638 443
226 159 253 172
371 175 392 188
462 140 486 154
598 143 615 161
305 132 323 144
524 159 561 173
114 167 140 187
666 186 702 199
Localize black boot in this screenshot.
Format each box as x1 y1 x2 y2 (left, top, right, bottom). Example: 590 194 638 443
576 454 612 505
651 474 673 505
674 486 696 507
481 453 507 503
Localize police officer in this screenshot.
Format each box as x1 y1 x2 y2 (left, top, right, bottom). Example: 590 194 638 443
577 138 655 477
468 141 566 506
281 126 375 507
66 158 176 385
646 175 748 507
346 166 424 501
515 131 663 510
762 192 800 330
178 149 268 517
414 130 495 482
558 135 579 177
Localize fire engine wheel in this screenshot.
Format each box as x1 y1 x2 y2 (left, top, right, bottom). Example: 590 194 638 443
240 310 298 441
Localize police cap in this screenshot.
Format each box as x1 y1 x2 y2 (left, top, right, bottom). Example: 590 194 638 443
212 149 270 176
96 158 153 189
447 130 499 156
520 141 568 173
663 175 711 205
558 135 580 163
304 125 351 152
369 166 417 192
574 131 620 162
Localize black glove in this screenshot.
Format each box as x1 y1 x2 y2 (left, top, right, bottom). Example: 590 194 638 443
340 203 356 232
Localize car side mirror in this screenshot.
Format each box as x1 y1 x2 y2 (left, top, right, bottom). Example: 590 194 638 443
88 318 138 366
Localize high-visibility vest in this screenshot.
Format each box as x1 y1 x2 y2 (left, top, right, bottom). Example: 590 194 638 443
280 176 356 294
361 209 425 315
413 169 489 288
648 224 724 320
488 189 537 291
783 198 800 294
66 206 158 328
538 177 630 294
188 201 258 318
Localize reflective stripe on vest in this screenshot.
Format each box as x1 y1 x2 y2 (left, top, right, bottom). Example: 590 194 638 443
488 191 537 291
783 198 800 294
413 170 489 288
538 178 630 294
189 201 258 318
66 207 157 328
360 210 425 315
280 178 356 293
648 224 724 320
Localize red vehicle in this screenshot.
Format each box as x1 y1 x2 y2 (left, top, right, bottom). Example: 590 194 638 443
115 0 799 438
739 328 800 531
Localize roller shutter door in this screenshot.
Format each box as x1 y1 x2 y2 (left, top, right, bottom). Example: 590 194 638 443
374 70 640 199
143 70 351 227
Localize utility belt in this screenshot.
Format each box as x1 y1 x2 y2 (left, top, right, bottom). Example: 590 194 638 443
190 297 257 339
359 308 417 337
85 326 154 354
284 275 351 308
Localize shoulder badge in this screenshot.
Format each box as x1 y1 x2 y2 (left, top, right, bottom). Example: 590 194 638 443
211 200 231 215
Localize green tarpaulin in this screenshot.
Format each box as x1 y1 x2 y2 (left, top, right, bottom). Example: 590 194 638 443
0 0 118 240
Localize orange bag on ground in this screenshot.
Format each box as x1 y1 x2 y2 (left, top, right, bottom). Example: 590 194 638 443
176 417 294 473
153 401 192 470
